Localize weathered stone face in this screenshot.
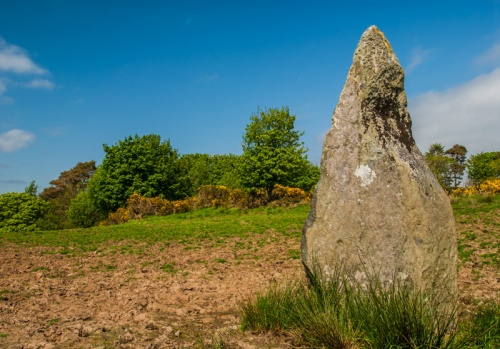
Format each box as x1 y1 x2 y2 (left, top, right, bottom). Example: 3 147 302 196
301 26 457 308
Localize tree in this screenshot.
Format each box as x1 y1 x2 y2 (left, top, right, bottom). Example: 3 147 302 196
88 134 181 214
445 144 467 189
425 143 453 190
24 180 38 196
0 192 49 232
68 191 102 228
177 153 243 197
467 151 500 185
241 106 311 201
39 161 96 229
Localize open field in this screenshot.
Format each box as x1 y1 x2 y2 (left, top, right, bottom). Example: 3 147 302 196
0 198 499 348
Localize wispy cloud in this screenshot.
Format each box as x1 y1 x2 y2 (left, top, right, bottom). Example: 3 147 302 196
406 46 431 73
196 73 219 84
410 68 500 156
0 129 36 152
0 37 54 99
24 78 55 89
185 15 194 26
0 179 27 184
0 96 13 105
0 37 48 75
474 43 500 66
42 125 66 137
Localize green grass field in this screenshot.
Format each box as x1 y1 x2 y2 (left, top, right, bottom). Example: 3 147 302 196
0 205 308 253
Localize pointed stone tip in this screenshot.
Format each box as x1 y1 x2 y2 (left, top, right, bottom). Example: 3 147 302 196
356 25 396 60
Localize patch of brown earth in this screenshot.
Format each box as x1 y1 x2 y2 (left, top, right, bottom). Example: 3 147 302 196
0 228 498 348
0 235 302 348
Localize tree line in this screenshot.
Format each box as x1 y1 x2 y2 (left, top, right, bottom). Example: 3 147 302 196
1 106 499 232
0 107 320 232
424 143 500 192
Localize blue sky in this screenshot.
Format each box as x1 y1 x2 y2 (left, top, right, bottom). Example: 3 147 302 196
1 1 499 194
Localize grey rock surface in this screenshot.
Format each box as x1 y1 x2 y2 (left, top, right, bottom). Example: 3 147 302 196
301 26 457 308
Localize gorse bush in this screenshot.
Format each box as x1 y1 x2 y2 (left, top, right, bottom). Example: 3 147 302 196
101 184 312 226
452 179 500 196
101 193 196 225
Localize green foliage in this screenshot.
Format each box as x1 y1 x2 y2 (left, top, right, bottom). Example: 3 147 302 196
467 152 500 185
68 191 102 228
39 161 96 229
0 192 49 232
425 143 467 191
88 134 181 214
177 153 243 197
24 180 38 196
445 144 467 188
241 106 314 200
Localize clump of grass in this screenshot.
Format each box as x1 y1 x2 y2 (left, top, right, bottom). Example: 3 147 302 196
241 264 466 348
241 281 301 333
461 301 500 348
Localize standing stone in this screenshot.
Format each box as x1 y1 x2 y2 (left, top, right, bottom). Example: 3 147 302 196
301 26 457 308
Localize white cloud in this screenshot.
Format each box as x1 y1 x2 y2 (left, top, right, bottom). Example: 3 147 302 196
410 68 500 156
24 78 55 89
474 43 500 66
0 37 48 75
0 129 36 152
405 46 431 73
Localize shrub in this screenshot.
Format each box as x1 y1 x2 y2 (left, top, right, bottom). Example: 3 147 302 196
0 192 49 232
452 179 500 196
196 185 231 209
68 191 102 228
101 193 195 225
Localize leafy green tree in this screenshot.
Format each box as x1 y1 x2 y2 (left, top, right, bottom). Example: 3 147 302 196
212 154 243 188
445 144 467 189
425 143 453 190
241 106 311 201
294 160 320 192
177 153 243 197
89 134 181 214
39 161 96 229
24 180 38 196
467 151 500 185
68 191 103 228
177 153 214 197
0 192 49 232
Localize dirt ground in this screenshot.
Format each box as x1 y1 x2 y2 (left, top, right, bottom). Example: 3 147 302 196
0 232 498 349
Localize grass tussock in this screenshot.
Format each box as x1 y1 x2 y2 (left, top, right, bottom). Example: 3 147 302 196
241 264 500 348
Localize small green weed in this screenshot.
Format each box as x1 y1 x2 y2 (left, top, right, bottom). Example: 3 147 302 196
32 266 50 272
215 258 228 263
0 332 7 338
287 249 300 260
161 262 176 273
47 318 60 326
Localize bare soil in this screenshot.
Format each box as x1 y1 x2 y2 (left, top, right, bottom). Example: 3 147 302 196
0 230 498 349
0 234 302 348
